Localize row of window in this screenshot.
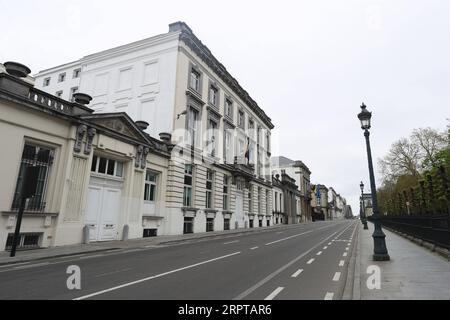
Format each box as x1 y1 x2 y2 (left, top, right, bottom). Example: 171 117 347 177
55 87 79 101
182 164 270 213
43 68 81 87
183 217 230 234
187 107 271 172
189 65 271 151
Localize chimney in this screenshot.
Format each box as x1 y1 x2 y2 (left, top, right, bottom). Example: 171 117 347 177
135 120 149 131
159 132 172 143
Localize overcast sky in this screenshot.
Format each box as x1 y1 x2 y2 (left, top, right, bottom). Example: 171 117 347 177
1 0 449 214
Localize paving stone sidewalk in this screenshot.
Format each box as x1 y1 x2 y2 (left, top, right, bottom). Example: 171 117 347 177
355 222 450 300
0 223 300 266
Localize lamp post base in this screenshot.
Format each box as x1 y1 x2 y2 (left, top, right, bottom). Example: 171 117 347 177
372 230 390 261
373 253 390 261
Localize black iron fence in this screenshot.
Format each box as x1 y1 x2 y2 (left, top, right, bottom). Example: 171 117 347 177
373 215 450 250
376 165 450 249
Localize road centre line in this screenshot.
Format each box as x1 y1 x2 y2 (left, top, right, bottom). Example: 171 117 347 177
250 247 259 250
233 222 354 300
264 287 284 300
73 251 241 300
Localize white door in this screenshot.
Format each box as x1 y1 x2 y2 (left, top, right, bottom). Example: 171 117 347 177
85 185 121 241
235 192 244 228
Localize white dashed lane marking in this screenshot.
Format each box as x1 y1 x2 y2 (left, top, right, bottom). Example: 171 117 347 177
333 272 341 282
224 240 239 245
291 269 303 278
324 292 334 300
339 260 345 267
323 246 328 250
316 251 322 256
264 287 284 300
343 252 348 257
250 247 259 250
307 258 315 264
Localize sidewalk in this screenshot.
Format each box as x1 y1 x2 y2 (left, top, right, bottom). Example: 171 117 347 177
354 222 450 300
0 223 299 266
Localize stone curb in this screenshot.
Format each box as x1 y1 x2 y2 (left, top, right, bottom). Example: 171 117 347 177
342 223 360 300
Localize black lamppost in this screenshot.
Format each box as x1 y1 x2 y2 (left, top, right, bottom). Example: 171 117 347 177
358 103 390 261
360 181 369 230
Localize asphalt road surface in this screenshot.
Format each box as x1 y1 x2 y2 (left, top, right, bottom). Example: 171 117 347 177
0 220 358 300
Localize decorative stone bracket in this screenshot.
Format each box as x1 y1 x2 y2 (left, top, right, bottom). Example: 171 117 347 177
135 145 149 169
74 125 96 155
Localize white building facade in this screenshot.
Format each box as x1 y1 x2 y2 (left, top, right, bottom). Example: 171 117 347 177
34 22 275 236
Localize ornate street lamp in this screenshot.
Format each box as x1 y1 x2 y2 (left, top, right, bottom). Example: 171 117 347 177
360 181 369 230
358 103 390 261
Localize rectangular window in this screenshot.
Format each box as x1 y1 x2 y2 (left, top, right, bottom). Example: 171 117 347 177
73 68 81 78
258 187 262 213
206 169 214 209
224 129 233 163
274 191 278 212
206 218 214 232
225 98 233 119
183 217 194 234
248 186 253 214
90 155 123 178
11 144 54 212
70 87 79 102
187 108 199 148
223 175 229 210
189 68 201 92
144 171 158 202
183 164 193 207
238 110 245 129
224 218 230 231
209 85 219 106
55 91 63 98
5 233 41 250
58 72 66 83
208 119 217 157
43 77 50 87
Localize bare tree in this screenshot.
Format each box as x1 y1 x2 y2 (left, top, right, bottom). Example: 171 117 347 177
379 137 421 183
411 127 447 170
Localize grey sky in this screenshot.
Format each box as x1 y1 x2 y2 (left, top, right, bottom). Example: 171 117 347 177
1 0 449 213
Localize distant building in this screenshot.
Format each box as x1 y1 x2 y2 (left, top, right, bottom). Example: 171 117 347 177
272 173 301 224
271 156 312 222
